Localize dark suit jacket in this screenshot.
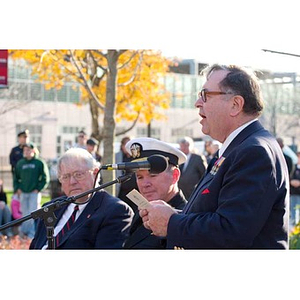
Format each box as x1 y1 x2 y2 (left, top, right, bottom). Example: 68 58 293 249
30 191 133 249
178 153 207 199
167 121 289 249
123 190 187 249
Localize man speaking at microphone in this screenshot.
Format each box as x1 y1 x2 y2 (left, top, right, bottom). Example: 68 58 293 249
140 64 289 249
30 148 133 249
123 137 187 249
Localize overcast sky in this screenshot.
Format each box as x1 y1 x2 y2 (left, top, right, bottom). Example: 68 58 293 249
2 0 300 74
160 1 300 73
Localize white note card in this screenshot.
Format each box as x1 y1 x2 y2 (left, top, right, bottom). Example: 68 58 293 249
126 189 150 209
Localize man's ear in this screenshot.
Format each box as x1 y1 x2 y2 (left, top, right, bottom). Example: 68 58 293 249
230 95 244 117
93 168 99 176
173 167 180 184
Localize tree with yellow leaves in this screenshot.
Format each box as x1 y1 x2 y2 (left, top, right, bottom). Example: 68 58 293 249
9 49 172 193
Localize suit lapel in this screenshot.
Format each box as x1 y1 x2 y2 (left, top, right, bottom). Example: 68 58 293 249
183 121 263 214
57 193 102 247
35 202 69 248
183 151 219 212
181 154 194 174
183 173 214 213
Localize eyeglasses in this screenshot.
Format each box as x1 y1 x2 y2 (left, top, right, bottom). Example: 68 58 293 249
198 88 233 103
58 170 91 183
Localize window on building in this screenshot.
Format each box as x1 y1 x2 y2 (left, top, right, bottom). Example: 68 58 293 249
62 126 83 134
171 128 194 140
137 127 161 139
56 136 62 156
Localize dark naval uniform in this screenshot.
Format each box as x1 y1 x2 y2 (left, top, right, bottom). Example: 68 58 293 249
124 190 187 249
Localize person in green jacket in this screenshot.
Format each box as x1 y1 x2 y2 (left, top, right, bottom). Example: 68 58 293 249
14 143 50 239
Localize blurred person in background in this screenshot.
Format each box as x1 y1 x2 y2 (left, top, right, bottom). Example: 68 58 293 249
115 136 139 211
86 138 102 162
277 137 295 178
0 179 13 237
9 129 30 175
290 151 300 230
9 130 31 236
178 136 207 200
10 193 22 235
86 137 102 184
73 130 87 149
204 139 221 164
13 143 50 239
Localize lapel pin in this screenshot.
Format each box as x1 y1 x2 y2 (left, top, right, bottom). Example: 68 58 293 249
210 156 226 175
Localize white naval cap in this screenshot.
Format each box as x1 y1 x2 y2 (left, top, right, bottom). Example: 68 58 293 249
125 137 187 166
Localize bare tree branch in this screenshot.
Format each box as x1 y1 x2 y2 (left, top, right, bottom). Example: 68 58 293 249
0 99 33 115
88 50 107 86
89 51 107 73
45 50 82 82
69 50 105 111
117 51 139 70
116 111 141 136
118 51 144 87
117 49 127 57
93 50 108 59
37 50 50 72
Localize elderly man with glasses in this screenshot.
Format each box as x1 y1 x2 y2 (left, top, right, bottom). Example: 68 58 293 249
140 63 289 249
30 147 133 249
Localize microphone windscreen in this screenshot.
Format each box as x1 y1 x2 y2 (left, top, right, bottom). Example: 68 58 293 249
147 155 168 174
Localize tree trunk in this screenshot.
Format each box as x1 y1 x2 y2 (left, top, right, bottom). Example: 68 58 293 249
102 50 118 195
89 97 101 139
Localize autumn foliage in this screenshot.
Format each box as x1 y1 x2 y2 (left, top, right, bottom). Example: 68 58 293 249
9 49 173 193
0 235 31 250
9 50 172 125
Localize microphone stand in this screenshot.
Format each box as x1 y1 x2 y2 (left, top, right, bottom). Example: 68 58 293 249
0 174 132 249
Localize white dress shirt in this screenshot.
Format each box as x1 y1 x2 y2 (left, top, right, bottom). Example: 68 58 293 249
42 201 88 249
218 119 258 158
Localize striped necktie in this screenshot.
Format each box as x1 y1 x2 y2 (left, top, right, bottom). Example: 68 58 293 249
56 205 79 247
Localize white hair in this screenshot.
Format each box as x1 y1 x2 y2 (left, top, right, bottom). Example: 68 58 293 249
179 136 194 151
57 147 100 176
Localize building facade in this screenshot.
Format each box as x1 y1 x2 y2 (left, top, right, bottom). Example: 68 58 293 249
1 58 300 190
0 59 207 188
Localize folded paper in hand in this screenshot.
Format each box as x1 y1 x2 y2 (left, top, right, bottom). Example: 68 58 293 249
126 189 150 209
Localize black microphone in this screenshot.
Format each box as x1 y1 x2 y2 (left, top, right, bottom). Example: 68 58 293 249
102 154 168 174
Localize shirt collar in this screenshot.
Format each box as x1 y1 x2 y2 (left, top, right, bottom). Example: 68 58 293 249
219 119 257 158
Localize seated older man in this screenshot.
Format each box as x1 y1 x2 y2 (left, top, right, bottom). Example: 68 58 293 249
30 147 133 249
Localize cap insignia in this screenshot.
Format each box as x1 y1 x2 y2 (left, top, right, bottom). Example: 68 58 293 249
130 143 142 158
